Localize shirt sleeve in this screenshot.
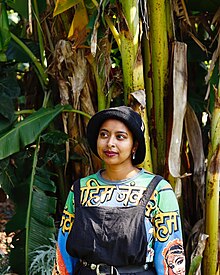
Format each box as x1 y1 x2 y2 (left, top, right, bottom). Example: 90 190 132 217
152 180 186 274
55 186 79 275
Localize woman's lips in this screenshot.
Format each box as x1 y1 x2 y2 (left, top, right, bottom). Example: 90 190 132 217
104 150 118 157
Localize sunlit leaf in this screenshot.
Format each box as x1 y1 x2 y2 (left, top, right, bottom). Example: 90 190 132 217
68 1 89 42
53 0 81 17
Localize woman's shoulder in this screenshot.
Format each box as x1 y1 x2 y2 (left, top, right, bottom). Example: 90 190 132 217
76 170 102 186
139 169 172 190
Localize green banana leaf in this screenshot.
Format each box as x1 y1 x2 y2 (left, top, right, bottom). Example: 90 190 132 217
6 0 47 18
0 104 74 273
188 255 203 275
0 105 64 160
6 166 57 274
0 2 11 61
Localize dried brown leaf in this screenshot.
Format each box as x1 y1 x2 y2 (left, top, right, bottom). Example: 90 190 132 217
184 103 206 207
130 90 146 107
185 104 205 177
168 42 188 178
172 0 191 26
188 31 208 53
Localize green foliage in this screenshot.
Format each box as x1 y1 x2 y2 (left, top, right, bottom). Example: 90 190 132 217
0 104 67 273
42 131 69 166
6 0 28 18
29 239 56 275
188 255 203 275
53 0 81 16
0 266 11 275
2 158 57 274
0 62 20 133
0 105 64 160
0 2 11 61
6 0 47 19
7 38 40 63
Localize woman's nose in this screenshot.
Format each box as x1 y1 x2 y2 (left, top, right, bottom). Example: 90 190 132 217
107 136 115 147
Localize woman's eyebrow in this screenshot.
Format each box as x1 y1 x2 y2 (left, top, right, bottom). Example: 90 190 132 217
99 128 109 132
115 130 128 135
99 128 128 135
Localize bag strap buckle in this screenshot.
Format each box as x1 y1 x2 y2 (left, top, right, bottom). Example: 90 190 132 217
96 263 119 275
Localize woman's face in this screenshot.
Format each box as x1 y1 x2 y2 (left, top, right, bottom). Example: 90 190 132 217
167 254 185 275
97 119 136 167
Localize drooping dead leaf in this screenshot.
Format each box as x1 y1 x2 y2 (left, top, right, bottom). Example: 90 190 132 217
185 104 205 213
130 90 146 107
48 40 95 177
168 41 188 178
204 16 220 98
172 0 191 26
130 90 153 172
90 0 104 56
185 104 206 176
184 103 206 208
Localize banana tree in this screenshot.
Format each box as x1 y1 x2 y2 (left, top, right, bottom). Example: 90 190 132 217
0 106 64 273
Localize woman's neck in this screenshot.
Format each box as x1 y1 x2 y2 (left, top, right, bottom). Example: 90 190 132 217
101 165 140 181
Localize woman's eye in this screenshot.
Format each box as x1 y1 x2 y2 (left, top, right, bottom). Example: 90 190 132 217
117 134 126 140
99 131 108 138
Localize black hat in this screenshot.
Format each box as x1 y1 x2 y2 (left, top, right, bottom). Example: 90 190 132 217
87 106 146 165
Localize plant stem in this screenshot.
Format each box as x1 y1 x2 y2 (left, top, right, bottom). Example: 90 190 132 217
63 108 92 119
25 137 40 274
204 82 220 275
10 33 48 89
33 0 47 68
146 0 169 173
105 0 140 104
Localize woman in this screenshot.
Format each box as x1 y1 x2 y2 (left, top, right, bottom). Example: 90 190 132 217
54 106 185 275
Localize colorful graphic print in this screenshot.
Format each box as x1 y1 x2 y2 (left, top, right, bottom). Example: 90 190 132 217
56 171 185 274
163 239 185 275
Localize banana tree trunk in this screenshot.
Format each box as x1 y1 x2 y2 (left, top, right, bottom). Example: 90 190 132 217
142 0 169 174
119 0 139 104
105 0 152 170
204 82 220 275
105 0 139 104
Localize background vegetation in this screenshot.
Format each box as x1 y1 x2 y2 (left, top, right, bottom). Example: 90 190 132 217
0 0 219 274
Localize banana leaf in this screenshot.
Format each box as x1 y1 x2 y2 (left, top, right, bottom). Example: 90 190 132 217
53 0 81 16
0 2 11 61
0 104 64 160
6 165 57 274
6 0 47 18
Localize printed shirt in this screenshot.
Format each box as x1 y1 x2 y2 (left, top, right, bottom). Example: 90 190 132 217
55 168 185 275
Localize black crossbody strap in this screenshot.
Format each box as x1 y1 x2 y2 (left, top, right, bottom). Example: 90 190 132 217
139 175 163 206
73 178 81 206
